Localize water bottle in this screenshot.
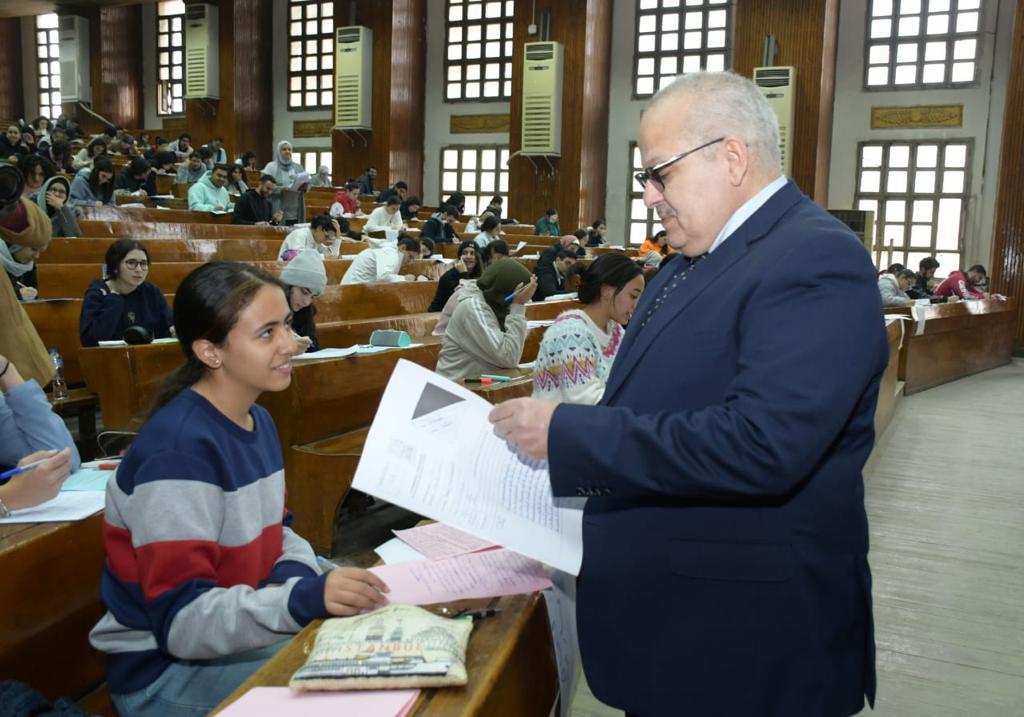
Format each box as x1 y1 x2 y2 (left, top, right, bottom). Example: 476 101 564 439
49 348 68 400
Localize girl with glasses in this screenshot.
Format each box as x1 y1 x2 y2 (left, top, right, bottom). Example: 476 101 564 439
79 239 174 346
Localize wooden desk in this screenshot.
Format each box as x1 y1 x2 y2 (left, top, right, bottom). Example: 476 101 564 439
80 205 235 225
214 592 558 717
893 298 1017 395
874 318 904 439
39 237 293 265
77 220 290 240
0 514 108 703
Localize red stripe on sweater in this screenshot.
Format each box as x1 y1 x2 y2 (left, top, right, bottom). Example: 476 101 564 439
119 523 285 602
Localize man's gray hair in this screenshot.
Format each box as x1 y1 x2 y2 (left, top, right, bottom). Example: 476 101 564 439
652 71 782 172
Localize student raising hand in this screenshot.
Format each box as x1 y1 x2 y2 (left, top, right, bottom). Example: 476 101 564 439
322 567 390 616
0 448 72 512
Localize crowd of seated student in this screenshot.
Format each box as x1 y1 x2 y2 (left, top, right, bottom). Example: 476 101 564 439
535 208 561 237
341 234 421 284
233 174 284 226
279 249 328 353
88 262 389 716
435 259 535 380
429 240 482 312
69 156 116 208
278 214 344 261
263 141 307 225
533 253 644 405
364 196 406 233
534 248 579 301
188 164 234 213
878 268 917 307
79 238 174 346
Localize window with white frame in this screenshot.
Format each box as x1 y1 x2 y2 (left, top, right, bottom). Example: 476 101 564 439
444 0 515 101
633 0 731 99
440 146 510 216
293 149 333 176
157 1 186 115
854 140 971 272
627 143 664 245
35 14 61 121
864 0 983 89
288 0 334 110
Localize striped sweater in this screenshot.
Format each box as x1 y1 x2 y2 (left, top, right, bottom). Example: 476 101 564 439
89 389 327 694
532 309 623 405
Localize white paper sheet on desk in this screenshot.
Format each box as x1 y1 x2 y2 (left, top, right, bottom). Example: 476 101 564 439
543 292 577 302
370 548 552 604
352 359 583 574
374 537 428 565
291 346 359 360
0 491 105 524
511 240 528 254
527 320 555 329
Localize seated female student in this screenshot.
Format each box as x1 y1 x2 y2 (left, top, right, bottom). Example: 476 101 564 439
399 195 421 222
72 137 107 171
429 240 481 312
16 154 52 198
278 214 343 261
79 239 174 346
3 237 46 301
436 258 536 380
363 196 405 234
586 218 608 247
638 229 671 260
0 352 80 476
34 175 81 237
279 250 327 353
226 164 248 197
473 214 501 249
532 253 644 405
70 156 116 208
89 262 389 717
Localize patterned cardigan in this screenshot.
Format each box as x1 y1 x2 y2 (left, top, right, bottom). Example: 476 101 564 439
532 309 623 405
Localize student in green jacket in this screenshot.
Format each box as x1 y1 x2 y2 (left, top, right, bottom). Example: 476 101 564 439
187 164 234 213
534 207 561 236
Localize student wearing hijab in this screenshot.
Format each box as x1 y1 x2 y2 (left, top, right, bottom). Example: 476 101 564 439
279 250 328 353
262 141 307 225
33 175 80 238
435 258 537 380
429 240 482 312
309 165 332 188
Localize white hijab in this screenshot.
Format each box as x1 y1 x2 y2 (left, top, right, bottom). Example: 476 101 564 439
0 240 33 278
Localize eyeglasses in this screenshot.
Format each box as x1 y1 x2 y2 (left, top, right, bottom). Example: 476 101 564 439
634 137 726 190
123 259 149 270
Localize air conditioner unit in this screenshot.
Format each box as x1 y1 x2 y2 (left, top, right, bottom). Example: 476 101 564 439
521 41 563 156
334 26 372 130
184 3 219 99
753 66 796 177
58 15 91 103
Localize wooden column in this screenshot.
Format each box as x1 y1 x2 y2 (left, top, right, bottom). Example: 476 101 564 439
990 0 1024 347
732 0 840 205
507 0 613 232
92 5 144 129
184 0 274 160
0 18 24 122
330 0 428 195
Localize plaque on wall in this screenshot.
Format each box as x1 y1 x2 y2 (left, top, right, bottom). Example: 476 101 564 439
871 105 963 130
450 114 511 134
293 119 335 138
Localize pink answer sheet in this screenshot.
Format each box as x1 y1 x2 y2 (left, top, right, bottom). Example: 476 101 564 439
392 522 497 561
370 548 552 605
217 687 419 716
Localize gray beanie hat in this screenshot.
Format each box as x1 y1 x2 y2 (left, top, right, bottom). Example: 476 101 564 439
280 249 327 296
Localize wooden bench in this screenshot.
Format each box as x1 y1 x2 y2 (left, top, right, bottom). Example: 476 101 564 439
80 206 234 224
875 317 904 439
214 592 557 717
888 298 1017 395
77 220 290 240
0 515 108 706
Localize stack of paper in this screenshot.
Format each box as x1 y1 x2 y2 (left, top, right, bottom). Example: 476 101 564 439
392 523 496 561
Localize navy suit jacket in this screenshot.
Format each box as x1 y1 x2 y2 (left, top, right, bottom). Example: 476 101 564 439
549 181 885 716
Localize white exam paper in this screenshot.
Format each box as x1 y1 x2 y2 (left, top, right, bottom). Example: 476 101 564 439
353 360 583 574
0 491 105 524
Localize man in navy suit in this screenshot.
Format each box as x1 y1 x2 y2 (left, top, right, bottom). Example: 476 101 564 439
490 71 885 716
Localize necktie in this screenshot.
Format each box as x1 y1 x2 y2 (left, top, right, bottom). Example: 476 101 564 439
635 253 707 331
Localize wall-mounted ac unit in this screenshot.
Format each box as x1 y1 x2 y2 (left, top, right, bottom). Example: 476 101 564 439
334 26 372 130
521 41 563 156
58 15 91 103
753 66 796 177
184 3 219 99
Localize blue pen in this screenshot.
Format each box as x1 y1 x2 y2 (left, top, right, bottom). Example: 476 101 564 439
0 456 49 481
504 284 530 302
